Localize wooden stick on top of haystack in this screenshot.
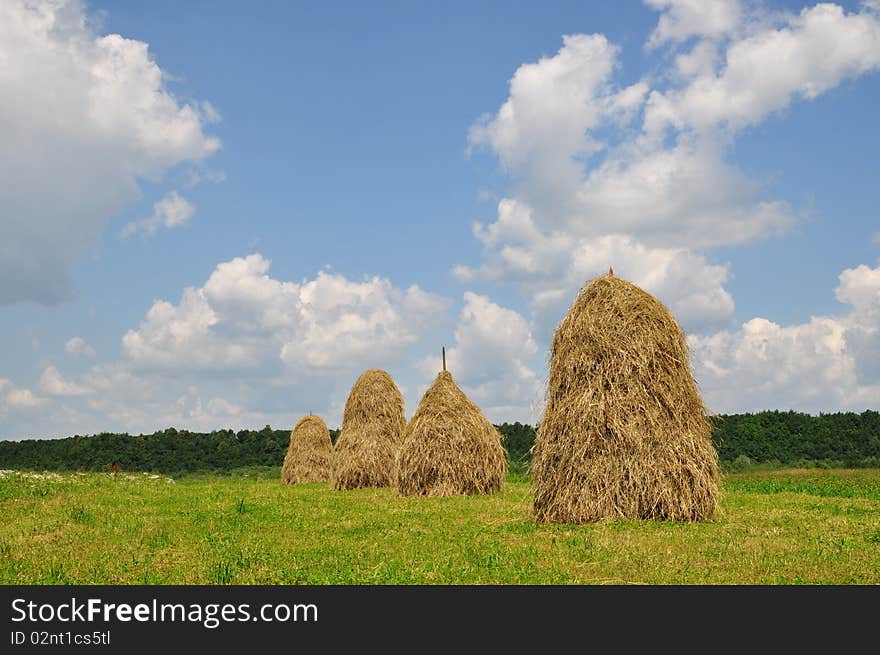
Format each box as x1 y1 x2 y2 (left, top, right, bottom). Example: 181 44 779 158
396 348 507 497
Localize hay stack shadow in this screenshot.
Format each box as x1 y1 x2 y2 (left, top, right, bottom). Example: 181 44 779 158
397 370 507 497
281 414 333 484
532 272 720 523
333 369 406 490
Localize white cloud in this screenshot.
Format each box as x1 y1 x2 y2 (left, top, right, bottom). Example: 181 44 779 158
690 262 880 412
469 33 632 225
465 30 797 250
122 283 272 373
65 336 96 358
836 263 880 381
123 253 450 373
10 358 295 437
456 199 735 338
573 139 794 249
164 387 255 433
674 40 720 80
837 263 880 310
645 0 742 49
0 0 219 304
644 4 880 134
39 366 93 397
0 379 43 413
121 191 196 238
199 101 222 124
469 33 617 174
185 168 226 187
281 273 447 371
420 292 541 422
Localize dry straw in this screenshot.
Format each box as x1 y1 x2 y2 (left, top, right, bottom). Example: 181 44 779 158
333 369 406 490
281 414 333 484
397 368 507 497
532 271 719 523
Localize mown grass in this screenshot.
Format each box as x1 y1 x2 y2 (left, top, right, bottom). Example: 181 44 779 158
1 468 878 584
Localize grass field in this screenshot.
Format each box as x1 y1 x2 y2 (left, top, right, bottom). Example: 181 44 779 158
1 468 879 584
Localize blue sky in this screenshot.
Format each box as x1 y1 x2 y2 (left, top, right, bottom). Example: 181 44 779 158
1 0 879 439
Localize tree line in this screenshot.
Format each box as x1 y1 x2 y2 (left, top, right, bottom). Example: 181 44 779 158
1 410 879 474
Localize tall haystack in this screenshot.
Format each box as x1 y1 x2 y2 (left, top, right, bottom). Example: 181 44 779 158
397 369 507 497
532 271 719 523
281 414 333 484
333 369 406 490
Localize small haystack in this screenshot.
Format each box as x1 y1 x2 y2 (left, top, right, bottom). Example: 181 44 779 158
532 271 719 523
333 369 406 490
281 414 333 484
397 368 507 497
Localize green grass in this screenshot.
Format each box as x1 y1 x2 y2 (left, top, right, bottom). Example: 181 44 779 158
1 468 878 584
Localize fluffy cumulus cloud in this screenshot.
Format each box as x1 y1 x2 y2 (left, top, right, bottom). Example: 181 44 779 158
4 359 295 438
572 140 793 249
456 199 735 338
121 191 196 238
123 286 260 372
0 0 219 304
469 33 624 217
420 293 541 422
69 368 269 435
690 262 880 412
645 0 742 49
836 264 880 381
280 275 443 370
0 379 43 415
123 253 448 373
64 336 96 358
644 3 880 134
463 2 880 266
39 366 93 397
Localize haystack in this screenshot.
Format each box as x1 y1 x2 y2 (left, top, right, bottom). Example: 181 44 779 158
397 369 507 497
532 271 719 523
333 369 406 490
281 414 333 484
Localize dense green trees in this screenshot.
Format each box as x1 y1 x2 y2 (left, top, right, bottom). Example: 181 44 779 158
496 411 880 468
709 410 880 466
1 411 878 473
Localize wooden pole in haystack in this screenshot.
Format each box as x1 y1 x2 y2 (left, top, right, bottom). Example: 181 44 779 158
442 346 446 372
396 364 506 497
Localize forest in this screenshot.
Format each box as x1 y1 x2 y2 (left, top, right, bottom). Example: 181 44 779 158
1 410 879 474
